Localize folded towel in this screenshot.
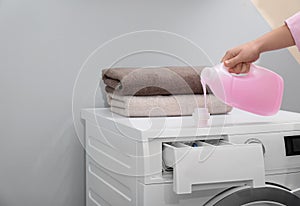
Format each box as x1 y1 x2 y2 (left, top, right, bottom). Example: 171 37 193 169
107 93 232 117
102 66 209 96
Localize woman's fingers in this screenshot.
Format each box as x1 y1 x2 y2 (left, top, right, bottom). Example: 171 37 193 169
240 63 251 73
221 50 234 62
224 55 241 68
233 63 242 74
228 62 251 74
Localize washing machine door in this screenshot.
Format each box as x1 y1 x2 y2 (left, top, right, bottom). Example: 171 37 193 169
204 185 300 206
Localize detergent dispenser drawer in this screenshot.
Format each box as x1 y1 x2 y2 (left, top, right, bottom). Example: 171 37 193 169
162 140 265 194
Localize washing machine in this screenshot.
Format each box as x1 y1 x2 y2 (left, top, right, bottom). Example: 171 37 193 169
82 108 300 206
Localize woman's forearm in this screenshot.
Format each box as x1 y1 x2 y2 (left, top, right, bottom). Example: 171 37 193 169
222 12 299 74
254 24 296 53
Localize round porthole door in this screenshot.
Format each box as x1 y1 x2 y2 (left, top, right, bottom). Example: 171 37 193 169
204 186 300 206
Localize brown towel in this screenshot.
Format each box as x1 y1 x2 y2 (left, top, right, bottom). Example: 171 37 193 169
102 66 209 96
106 93 232 117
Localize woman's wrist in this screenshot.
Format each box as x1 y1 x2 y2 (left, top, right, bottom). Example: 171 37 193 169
252 38 264 54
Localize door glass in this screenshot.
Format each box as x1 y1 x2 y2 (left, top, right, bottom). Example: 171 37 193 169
242 201 285 206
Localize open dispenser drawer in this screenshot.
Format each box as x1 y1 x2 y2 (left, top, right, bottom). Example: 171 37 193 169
162 139 265 194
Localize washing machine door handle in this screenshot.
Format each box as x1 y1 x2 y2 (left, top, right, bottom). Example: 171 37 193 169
204 185 300 206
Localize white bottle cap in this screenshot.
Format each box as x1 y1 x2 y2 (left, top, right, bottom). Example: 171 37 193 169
192 108 210 127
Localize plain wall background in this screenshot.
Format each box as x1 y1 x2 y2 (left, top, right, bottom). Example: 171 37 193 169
1 0 299 206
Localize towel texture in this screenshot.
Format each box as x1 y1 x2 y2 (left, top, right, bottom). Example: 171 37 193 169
102 66 209 96
107 93 232 117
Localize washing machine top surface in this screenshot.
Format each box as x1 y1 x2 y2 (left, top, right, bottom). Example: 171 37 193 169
82 108 300 138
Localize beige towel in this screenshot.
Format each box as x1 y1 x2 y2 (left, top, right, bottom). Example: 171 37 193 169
102 66 210 96
107 93 232 117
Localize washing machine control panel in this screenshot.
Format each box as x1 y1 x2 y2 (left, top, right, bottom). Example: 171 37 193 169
227 131 300 174
284 135 300 156
244 138 266 155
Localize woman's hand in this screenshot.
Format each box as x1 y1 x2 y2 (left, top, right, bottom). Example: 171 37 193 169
221 41 261 74
221 24 296 74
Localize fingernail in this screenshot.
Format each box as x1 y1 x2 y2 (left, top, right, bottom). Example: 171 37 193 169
225 60 230 64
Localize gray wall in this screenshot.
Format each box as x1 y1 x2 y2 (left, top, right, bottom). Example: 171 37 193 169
1 0 299 206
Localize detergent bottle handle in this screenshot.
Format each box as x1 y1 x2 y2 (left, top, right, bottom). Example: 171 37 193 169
222 63 255 77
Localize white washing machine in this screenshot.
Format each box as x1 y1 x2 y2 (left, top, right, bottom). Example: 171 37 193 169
82 108 300 206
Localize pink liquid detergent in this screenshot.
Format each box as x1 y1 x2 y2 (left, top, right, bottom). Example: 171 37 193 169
200 63 284 116
201 79 207 108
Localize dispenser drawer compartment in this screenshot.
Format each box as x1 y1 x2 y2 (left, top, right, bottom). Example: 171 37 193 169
162 140 265 194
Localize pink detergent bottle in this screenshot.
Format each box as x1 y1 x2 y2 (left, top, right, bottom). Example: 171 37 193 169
201 63 284 116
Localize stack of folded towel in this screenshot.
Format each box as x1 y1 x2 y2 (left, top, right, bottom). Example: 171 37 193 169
102 66 232 117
